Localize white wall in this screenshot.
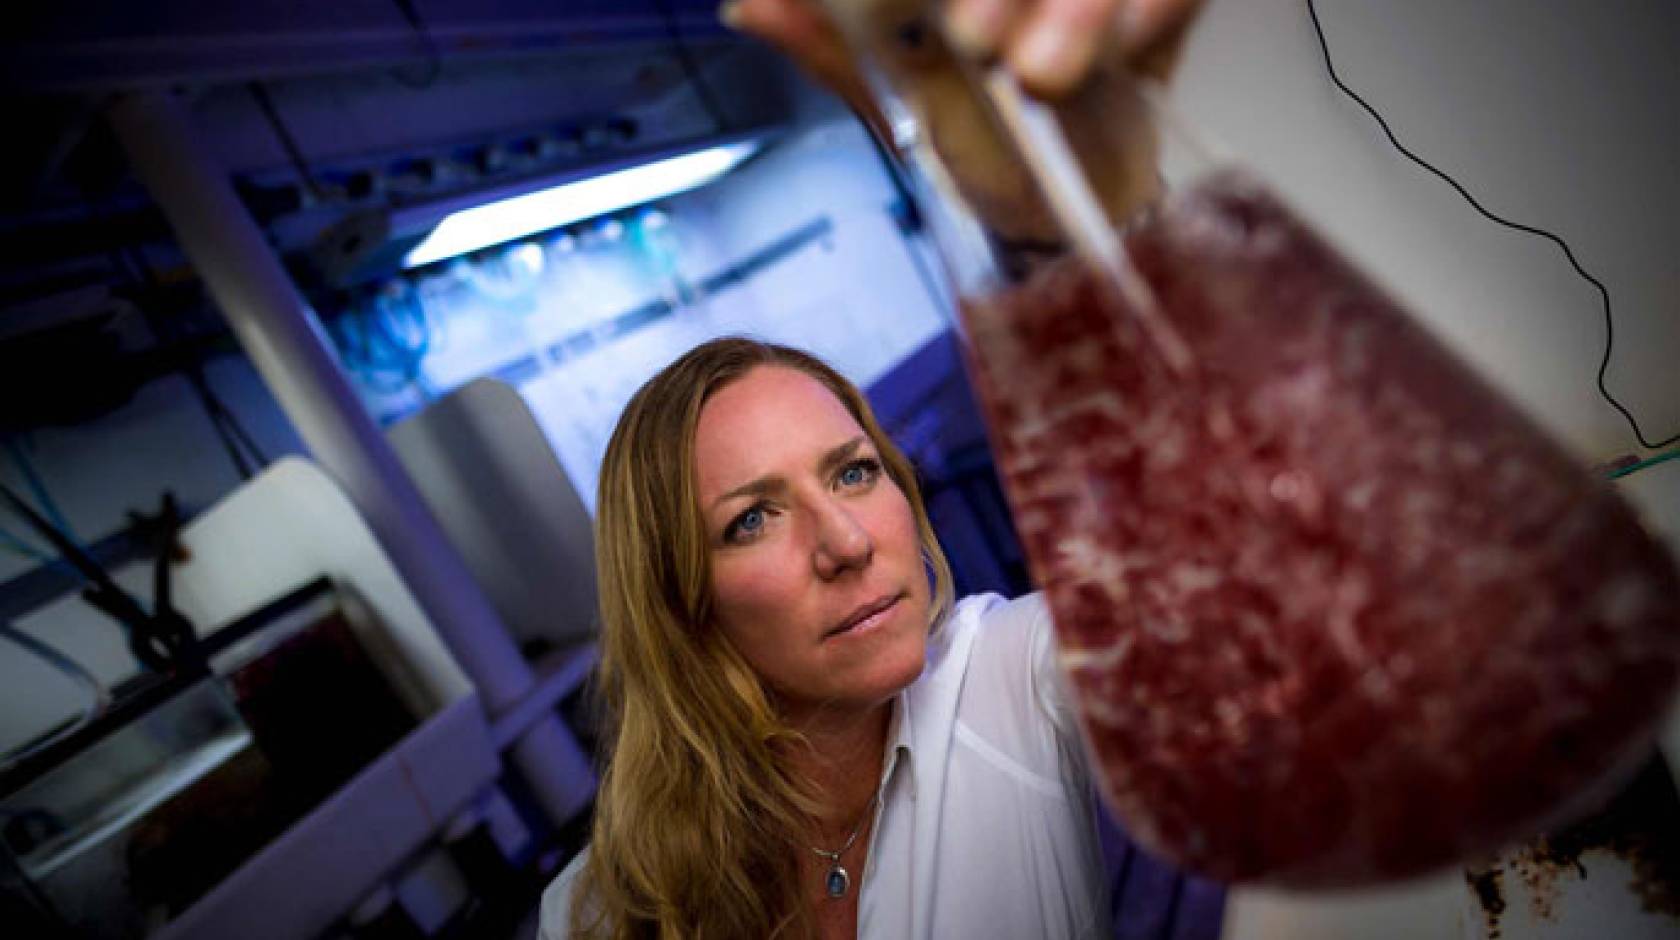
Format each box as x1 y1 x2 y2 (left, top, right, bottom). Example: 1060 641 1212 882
1156 10 1680 931
1171 0 1680 459
517 116 950 511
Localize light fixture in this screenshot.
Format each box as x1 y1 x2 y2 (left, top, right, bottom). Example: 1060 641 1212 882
402 140 761 269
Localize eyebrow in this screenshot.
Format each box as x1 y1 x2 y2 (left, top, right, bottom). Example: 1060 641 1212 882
709 436 868 511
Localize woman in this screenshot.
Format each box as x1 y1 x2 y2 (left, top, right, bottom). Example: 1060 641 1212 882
541 2 1203 937
541 337 1105 938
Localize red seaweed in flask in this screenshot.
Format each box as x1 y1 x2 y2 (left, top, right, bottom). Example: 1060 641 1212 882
819 0 1680 886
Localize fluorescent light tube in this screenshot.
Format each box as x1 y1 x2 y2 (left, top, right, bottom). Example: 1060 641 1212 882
403 140 760 269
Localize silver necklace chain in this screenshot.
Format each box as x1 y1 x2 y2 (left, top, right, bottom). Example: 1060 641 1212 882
808 789 881 900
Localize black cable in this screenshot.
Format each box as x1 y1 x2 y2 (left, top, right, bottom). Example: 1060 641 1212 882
188 372 255 480
188 367 270 480
214 398 270 468
115 246 268 478
0 522 49 562
1 480 194 673
389 0 443 89
0 619 110 770
652 0 733 134
248 82 325 202
859 120 956 322
3 437 75 544
1304 0 1679 451
114 248 245 477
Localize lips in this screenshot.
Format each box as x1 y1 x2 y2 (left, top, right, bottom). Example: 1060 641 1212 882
825 593 903 639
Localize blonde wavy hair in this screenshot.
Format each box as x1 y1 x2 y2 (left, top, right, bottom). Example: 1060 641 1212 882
572 337 954 939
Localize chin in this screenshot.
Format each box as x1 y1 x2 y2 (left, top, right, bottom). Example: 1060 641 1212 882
815 587 935 706
870 630 930 698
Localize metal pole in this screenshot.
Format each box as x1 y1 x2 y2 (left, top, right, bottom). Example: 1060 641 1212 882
107 89 594 825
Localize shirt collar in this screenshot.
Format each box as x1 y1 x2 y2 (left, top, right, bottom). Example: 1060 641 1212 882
880 685 917 798
881 605 964 800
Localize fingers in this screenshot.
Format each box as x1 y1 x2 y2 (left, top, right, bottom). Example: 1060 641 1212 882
722 0 843 78
1116 0 1198 55
722 0 890 139
1007 0 1113 97
944 0 1022 58
723 0 873 111
722 0 1204 103
944 0 1204 95
1116 0 1204 80
942 0 1111 97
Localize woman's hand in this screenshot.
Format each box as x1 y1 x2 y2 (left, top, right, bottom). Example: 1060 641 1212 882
722 0 1206 243
722 0 1203 103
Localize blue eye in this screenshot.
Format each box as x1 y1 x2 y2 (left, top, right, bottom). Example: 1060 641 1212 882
726 505 766 543
838 458 880 489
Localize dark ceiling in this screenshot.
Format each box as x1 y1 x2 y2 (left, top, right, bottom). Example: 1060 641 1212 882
8 0 736 90
0 0 818 428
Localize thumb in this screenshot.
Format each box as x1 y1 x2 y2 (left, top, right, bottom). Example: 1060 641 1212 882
723 0 852 84
722 0 888 139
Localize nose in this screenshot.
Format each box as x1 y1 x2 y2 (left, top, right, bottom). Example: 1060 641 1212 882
811 496 873 580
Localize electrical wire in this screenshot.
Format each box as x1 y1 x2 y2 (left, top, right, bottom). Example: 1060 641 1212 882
4 438 77 545
388 0 443 89
1304 0 1679 451
114 246 269 480
0 478 90 587
859 118 958 323
1606 448 1680 481
0 524 50 563
248 82 324 202
652 0 733 134
0 621 111 771
0 479 175 674
0 458 82 580
192 373 254 480
213 393 269 470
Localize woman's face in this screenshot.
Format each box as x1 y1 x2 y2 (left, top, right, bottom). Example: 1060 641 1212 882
695 365 931 721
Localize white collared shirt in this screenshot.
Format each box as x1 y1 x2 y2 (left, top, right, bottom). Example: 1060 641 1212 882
540 592 1112 939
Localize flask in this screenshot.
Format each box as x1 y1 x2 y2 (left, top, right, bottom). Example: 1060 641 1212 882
817 0 1680 886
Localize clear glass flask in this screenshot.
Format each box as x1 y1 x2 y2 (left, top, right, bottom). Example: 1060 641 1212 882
817 0 1680 886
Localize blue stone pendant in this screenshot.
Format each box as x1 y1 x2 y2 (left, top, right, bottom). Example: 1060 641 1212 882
825 864 851 899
